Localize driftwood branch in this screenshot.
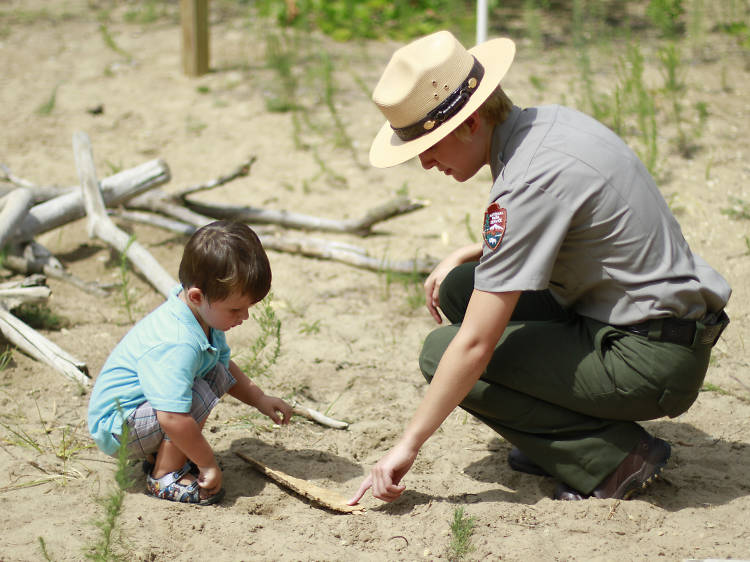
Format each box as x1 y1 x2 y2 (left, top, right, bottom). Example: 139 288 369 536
173 157 256 199
292 403 349 429
259 234 437 274
0 188 33 248
73 132 176 298
11 158 170 243
127 189 215 229
0 305 89 385
234 451 364 514
0 286 52 310
2 241 111 298
184 195 427 236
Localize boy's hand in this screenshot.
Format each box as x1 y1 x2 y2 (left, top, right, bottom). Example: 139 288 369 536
197 464 222 497
256 394 292 425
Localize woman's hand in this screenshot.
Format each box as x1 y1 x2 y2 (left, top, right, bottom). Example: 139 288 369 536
348 440 419 505
424 244 482 323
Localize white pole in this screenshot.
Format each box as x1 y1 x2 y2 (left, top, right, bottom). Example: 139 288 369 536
476 0 488 44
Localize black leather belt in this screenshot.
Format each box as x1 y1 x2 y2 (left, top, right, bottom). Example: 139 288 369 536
619 310 729 347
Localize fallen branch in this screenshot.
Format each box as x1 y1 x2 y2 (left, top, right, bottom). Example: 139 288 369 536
292 403 349 429
259 234 437 274
184 195 427 236
73 131 176 298
0 286 52 310
0 188 33 248
234 451 364 514
2 241 111 298
11 158 170 243
0 305 89 385
173 157 256 199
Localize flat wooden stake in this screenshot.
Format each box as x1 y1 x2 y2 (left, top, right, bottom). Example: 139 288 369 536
234 451 365 514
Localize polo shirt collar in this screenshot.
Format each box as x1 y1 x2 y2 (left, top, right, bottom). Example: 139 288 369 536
167 284 216 351
490 105 523 181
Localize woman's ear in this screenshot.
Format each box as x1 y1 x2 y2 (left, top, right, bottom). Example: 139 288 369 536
465 111 481 133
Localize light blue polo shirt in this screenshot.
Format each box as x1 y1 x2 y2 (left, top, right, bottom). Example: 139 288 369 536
87 285 231 455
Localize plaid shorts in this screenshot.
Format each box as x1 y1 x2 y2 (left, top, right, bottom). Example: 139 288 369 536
114 362 236 459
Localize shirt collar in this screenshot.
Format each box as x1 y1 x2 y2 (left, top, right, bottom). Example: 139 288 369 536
490 105 523 181
167 284 215 351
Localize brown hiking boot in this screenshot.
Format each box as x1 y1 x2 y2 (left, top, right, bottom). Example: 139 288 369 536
554 433 671 500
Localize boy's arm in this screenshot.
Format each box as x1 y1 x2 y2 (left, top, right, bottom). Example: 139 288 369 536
155 410 221 492
227 360 292 424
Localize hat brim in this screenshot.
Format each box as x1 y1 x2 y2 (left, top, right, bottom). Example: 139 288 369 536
369 37 516 168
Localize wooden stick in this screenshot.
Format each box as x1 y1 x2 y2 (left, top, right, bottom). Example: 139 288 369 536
234 451 364 514
173 157 256 199
73 132 177 298
292 404 349 429
11 158 170 244
3 242 111 298
183 195 427 235
0 286 51 309
0 305 89 385
0 188 33 248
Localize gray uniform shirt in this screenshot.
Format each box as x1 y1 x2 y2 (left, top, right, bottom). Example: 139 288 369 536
474 105 731 325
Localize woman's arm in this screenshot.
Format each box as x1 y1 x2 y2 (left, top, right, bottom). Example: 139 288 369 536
349 288 520 504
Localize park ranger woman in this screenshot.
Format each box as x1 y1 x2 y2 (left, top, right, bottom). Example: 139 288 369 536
348 30 731 504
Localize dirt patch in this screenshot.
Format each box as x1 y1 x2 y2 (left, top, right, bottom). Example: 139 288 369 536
1 2 749 560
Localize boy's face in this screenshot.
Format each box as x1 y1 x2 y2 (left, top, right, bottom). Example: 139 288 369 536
186 288 254 333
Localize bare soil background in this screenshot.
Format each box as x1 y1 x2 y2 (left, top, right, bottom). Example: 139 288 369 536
1 1 749 560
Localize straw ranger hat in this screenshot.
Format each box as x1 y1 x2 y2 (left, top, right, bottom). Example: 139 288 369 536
369 30 516 168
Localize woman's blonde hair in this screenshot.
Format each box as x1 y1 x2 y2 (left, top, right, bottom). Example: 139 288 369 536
453 85 513 142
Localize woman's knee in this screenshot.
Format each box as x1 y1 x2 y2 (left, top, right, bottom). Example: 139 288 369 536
419 325 460 382
438 262 477 323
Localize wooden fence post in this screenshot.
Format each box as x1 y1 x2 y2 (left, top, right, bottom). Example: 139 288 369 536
180 0 209 76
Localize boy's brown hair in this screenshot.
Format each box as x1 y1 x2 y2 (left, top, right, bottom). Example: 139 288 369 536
178 220 271 303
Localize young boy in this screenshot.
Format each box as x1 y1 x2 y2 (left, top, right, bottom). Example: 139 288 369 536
88 220 292 505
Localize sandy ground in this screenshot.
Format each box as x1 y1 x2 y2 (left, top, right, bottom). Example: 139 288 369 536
1 2 750 560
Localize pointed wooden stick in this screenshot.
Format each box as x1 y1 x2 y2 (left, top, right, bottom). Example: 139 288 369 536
234 451 364 514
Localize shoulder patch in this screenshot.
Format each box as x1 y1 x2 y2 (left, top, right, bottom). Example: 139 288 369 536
483 202 507 251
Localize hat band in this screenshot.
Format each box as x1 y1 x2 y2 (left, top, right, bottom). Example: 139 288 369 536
391 57 485 142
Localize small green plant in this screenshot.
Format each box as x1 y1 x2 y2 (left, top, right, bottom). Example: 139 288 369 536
646 0 685 37
99 23 132 60
13 303 67 330
299 319 321 335
85 413 135 561
0 347 13 370
0 396 92 492
35 84 59 115
119 235 137 324
186 115 207 135
721 196 750 221
241 293 282 377
447 506 477 561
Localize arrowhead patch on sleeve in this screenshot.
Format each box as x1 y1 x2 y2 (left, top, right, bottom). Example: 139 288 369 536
483 202 507 251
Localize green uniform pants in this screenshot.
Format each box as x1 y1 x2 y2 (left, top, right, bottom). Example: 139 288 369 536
419 263 713 493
